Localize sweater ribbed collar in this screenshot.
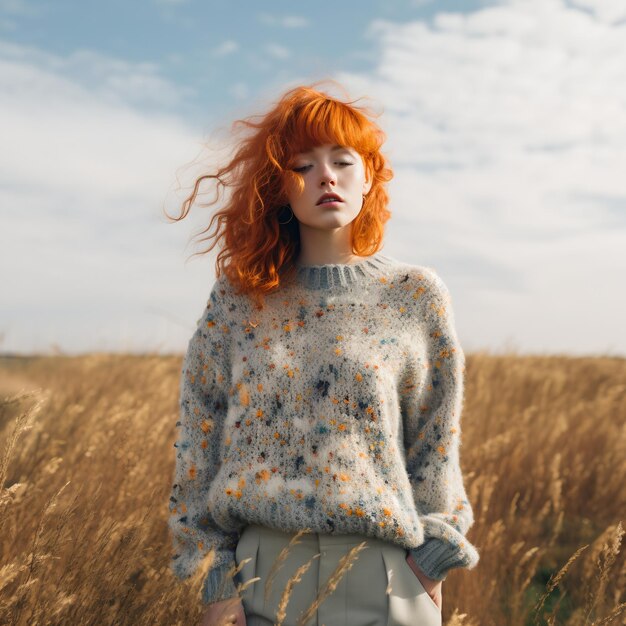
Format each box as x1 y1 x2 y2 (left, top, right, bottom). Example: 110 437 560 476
293 252 396 290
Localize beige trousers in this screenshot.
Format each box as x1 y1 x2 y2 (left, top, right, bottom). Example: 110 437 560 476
234 523 442 626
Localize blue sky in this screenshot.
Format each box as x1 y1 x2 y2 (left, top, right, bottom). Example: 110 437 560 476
0 0 476 124
1 0 625 356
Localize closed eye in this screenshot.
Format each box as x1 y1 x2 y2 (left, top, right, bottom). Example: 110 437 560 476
292 162 354 173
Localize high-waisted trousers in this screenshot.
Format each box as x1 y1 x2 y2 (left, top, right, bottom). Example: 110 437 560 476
234 523 442 626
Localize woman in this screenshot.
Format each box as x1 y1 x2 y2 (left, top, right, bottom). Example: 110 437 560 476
167 82 479 626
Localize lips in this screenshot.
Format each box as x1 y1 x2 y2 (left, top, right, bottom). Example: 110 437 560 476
316 192 344 205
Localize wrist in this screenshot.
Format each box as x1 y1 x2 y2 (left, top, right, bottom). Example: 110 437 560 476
406 551 442 592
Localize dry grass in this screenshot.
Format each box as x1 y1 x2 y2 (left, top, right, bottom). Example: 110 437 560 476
0 351 624 625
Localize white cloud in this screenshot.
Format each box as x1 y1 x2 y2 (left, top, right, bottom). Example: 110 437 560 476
0 0 40 17
265 43 290 60
281 15 309 28
0 0 40 32
258 13 309 28
560 0 626 24
229 81 250 100
0 39 230 354
3 0 626 357
211 40 239 57
0 40 195 110
333 0 626 355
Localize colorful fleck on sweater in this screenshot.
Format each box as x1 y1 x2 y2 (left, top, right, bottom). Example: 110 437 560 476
168 252 480 605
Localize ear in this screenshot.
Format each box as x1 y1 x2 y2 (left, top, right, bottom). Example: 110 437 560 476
363 179 373 195
362 167 373 196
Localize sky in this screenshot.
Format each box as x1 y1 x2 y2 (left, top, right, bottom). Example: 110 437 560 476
1 0 625 357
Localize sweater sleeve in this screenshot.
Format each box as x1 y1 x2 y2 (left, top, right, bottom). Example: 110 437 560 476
401 267 480 581
168 278 241 605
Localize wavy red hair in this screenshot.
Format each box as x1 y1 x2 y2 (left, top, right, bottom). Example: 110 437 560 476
165 80 393 309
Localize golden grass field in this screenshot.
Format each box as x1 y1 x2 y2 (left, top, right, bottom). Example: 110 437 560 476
0 352 624 626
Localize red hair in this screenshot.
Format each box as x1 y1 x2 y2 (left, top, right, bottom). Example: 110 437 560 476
165 80 393 309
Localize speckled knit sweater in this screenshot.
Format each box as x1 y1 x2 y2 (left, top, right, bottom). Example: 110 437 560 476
168 252 480 605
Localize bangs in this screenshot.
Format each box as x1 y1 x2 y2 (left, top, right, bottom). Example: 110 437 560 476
275 97 381 167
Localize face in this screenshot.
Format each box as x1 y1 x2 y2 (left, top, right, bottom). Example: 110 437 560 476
284 143 372 231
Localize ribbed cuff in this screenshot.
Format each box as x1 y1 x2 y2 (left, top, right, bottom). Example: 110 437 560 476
201 561 241 605
408 537 475 581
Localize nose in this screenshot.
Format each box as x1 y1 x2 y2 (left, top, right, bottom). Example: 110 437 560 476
319 163 336 187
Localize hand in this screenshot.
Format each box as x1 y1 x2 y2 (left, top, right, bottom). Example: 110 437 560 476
405 552 443 611
199 596 246 626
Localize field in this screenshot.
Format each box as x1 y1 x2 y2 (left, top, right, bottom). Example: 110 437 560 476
0 352 624 625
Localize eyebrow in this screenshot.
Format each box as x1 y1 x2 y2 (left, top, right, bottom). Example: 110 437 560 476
300 144 350 155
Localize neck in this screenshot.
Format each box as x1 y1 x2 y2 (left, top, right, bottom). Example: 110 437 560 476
296 251 363 266
296 223 356 267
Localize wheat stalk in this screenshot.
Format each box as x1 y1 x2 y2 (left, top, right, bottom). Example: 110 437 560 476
0 389 47 532
589 601 626 626
263 527 314 604
272 551 322 626
293 541 368 626
532 544 588 625
583 522 624 626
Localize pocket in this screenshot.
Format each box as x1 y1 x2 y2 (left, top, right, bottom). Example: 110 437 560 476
381 546 442 626
403 553 441 614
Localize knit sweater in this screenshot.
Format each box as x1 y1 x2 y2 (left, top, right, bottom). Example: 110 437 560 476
168 252 480 605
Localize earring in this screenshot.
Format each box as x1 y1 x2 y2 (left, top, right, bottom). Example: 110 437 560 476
277 204 294 224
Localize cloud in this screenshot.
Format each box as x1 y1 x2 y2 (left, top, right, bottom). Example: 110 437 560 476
0 0 40 17
3 0 625 357
229 81 250 100
0 40 195 111
211 40 239 57
258 13 309 28
332 0 626 355
558 0 626 24
0 38 226 354
265 43 290 59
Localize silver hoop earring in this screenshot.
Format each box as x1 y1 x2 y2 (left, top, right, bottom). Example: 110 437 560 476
277 204 294 225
